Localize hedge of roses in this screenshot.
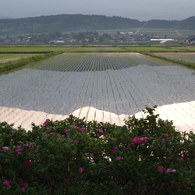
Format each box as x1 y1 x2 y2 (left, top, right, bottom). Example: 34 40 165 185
0 106 195 194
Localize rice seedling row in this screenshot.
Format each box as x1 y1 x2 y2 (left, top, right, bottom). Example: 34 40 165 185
109 71 127 116
108 56 146 113
105 56 139 114
129 66 178 120
121 68 147 112
84 71 94 119
107 70 122 124
88 72 97 120
68 74 85 114
78 72 93 117
66 72 86 112
100 71 112 123
84 72 94 120
108 55 166 112
106 58 129 115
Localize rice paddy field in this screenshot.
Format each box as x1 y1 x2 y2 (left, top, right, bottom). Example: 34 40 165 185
0 52 195 132
156 52 195 63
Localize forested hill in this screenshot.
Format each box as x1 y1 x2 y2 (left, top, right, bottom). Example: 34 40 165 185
143 16 195 29
0 14 141 35
0 14 195 35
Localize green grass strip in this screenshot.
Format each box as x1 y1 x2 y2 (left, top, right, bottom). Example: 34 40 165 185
0 51 64 74
140 52 195 70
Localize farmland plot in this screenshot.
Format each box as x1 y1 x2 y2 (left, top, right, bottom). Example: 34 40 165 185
156 52 195 63
0 53 195 132
0 54 37 63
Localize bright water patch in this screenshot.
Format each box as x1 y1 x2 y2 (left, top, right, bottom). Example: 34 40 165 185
30 53 176 72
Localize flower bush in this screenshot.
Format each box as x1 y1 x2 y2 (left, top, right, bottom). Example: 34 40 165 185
0 106 195 194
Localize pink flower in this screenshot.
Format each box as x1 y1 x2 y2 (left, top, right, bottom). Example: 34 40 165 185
20 183 28 188
64 129 69 135
16 145 22 148
133 137 140 144
2 146 9 152
43 132 47 135
26 144 34 149
178 156 188 161
24 161 32 166
78 168 84 173
157 166 164 173
20 183 28 191
166 168 176 173
75 126 86 131
99 122 104 125
96 129 104 134
109 147 118 153
140 137 148 142
124 149 129 153
43 120 50 126
133 137 148 144
54 133 59 136
116 156 122 160
73 139 79 143
2 180 11 187
155 184 160 189
128 144 133 149
53 122 58 125
164 133 169 138
183 156 188 161
7 134 12 137
15 148 23 153
162 138 165 142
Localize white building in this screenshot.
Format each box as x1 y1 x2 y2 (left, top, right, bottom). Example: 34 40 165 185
184 35 195 44
150 39 175 44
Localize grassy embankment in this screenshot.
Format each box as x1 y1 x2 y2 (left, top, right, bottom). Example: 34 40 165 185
140 52 195 70
0 51 66 74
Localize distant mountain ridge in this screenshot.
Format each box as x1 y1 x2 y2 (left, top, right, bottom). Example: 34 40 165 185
0 14 195 35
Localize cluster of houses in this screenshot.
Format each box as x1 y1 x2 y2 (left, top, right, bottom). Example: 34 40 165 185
0 32 155 44
184 35 195 44
0 32 195 44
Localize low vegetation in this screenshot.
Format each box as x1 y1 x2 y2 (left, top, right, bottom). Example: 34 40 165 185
0 106 195 194
141 52 195 70
0 51 64 74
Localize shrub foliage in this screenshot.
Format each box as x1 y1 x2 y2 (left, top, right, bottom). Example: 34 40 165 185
0 106 195 194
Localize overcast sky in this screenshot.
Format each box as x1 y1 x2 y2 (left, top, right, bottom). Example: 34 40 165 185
0 0 194 21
